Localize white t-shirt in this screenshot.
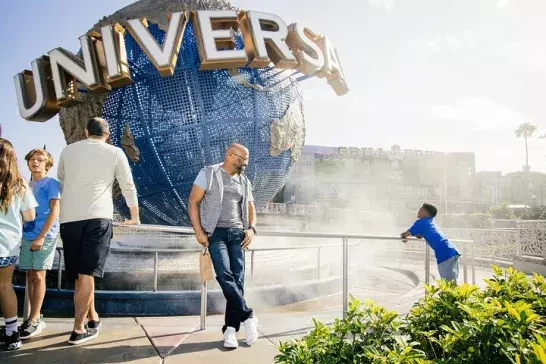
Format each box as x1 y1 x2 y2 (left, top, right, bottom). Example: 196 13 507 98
58 138 138 223
0 185 38 257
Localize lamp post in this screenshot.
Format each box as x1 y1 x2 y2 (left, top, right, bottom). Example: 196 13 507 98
443 164 448 214
540 182 544 206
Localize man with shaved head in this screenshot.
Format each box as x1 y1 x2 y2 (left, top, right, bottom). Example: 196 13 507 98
189 144 258 349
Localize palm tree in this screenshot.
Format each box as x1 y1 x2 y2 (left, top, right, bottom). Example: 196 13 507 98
515 123 537 172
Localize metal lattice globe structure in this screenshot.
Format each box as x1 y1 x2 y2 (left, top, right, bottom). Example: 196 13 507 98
59 0 305 226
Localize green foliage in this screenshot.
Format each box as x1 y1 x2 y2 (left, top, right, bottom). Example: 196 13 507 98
275 299 429 364
489 204 516 220
518 206 546 220
315 160 348 175
515 123 537 139
275 267 546 364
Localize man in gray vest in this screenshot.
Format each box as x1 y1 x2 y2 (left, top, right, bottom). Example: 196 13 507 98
189 144 258 349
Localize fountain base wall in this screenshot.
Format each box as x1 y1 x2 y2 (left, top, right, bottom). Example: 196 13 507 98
14 275 348 316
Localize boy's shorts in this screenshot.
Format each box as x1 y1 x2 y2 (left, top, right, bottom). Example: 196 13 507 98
18 236 59 270
437 255 460 282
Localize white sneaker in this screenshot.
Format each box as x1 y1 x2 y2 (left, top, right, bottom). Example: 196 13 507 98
223 327 238 348
20 319 46 340
243 317 259 345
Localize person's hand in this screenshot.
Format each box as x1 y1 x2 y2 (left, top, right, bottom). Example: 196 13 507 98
241 229 255 249
415 234 423 239
30 237 45 252
196 231 209 248
121 219 140 225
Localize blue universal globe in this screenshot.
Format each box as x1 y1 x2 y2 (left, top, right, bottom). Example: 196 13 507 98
102 21 304 226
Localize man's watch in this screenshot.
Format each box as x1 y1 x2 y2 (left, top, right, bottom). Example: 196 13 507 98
250 226 257 234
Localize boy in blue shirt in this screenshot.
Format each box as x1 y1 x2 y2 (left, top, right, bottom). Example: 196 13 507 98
401 203 460 282
18 149 61 339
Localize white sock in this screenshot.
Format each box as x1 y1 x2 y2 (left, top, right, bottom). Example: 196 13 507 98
4 316 17 336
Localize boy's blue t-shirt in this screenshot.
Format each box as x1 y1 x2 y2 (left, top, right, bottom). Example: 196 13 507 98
408 217 459 264
23 177 61 240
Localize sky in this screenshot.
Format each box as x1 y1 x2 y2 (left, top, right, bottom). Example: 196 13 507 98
1 0 545 178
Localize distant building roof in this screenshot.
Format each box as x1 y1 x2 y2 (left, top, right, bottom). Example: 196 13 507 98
475 171 502 176
303 145 338 154
508 204 530 209
504 171 546 178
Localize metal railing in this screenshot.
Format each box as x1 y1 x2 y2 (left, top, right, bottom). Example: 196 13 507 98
22 224 474 330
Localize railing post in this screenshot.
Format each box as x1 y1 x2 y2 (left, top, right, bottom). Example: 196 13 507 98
317 247 322 280
200 280 207 330
536 224 546 264
251 250 255 281
515 221 522 259
425 244 431 285
462 242 468 284
153 252 158 292
342 237 349 320
23 276 30 320
471 240 476 285
57 249 63 290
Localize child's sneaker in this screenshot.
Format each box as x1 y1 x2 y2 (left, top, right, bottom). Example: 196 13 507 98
86 319 101 330
20 316 46 340
18 319 30 333
68 328 98 345
3 331 22 351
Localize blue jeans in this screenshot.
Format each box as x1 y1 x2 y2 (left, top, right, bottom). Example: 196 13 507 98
209 228 253 332
437 255 460 282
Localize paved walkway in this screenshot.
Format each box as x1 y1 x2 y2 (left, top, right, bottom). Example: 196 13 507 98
0 265 495 363
0 311 340 364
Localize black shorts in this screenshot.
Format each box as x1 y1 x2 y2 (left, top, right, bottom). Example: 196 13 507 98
60 219 113 282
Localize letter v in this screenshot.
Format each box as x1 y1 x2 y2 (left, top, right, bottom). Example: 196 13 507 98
125 12 188 76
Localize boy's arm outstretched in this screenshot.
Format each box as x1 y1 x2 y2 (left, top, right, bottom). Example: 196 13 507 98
400 231 423 242
400 230 412 243
401 219 424 242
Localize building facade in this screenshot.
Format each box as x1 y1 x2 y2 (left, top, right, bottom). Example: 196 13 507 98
279 144 546 214
282 145 476 213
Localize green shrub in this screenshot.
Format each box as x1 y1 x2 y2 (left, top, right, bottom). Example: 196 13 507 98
489 204 516 220
275 299 428 364
275 267 546 364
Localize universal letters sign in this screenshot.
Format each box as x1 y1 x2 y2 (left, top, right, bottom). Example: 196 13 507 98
15 10 348 122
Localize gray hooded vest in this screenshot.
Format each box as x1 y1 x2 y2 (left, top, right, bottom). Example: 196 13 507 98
199 163 252 236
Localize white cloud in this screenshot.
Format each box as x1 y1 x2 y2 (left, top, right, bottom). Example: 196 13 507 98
430 97 528 132
369 0 394 13
413 31 481 54
497 0 510 9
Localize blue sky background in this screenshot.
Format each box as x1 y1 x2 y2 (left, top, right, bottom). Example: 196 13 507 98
1 0 545 178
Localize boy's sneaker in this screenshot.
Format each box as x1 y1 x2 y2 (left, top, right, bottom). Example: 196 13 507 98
20 317 46 340
3 331 22 351
223 327 238 349
86 320 101 330
68 328 98 345
243 316 259 345
0 326 5 346
18 320 30 333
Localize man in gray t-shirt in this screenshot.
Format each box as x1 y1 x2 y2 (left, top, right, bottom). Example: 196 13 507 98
216 169 254 229
189 144 258 349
